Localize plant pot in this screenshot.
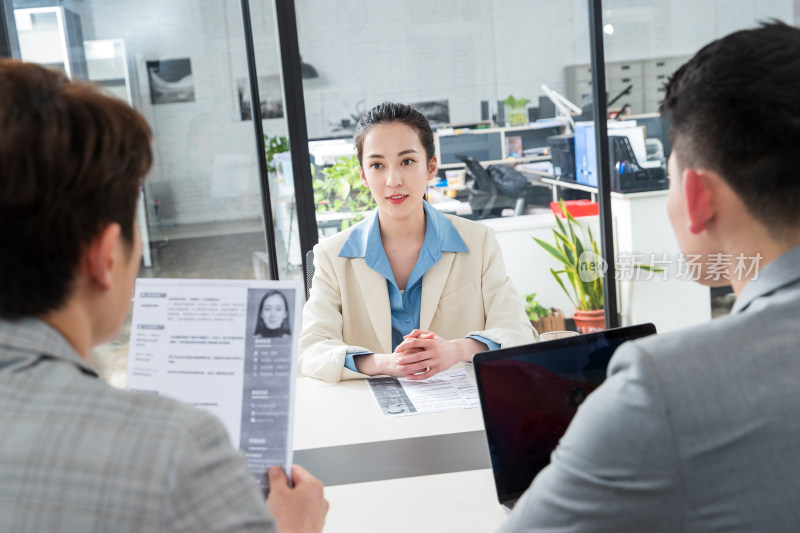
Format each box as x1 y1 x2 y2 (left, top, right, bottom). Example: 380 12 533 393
572 309 605 334
530 308 565 335
507 108 528 126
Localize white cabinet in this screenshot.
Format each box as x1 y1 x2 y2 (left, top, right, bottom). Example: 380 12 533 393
610 190 711 333
15 6 87 79
566 56 692 115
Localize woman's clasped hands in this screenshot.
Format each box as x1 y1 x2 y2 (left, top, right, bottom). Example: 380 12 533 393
386 329 486 380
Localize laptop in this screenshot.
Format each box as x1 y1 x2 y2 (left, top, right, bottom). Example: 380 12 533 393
473 323 657 510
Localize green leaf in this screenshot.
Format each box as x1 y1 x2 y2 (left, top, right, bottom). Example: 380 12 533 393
552 229 575 264
550 268 577 308
563 269 582 308
533 237 571 268
554 213 569 237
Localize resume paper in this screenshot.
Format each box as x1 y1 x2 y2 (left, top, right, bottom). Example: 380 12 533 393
126 278 302 490
366 368 480 417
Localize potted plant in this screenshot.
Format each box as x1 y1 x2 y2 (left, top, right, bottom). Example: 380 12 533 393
523 292 566 334
533 200 660 333
313 154 376 230
533 199 607 333
503 94 531 126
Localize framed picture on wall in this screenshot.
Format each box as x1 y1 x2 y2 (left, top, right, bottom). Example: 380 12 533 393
410 100 450 126
237 75 284 121
146 58 195 105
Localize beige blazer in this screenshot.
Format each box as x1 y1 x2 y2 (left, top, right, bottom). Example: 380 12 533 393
299 213 537 382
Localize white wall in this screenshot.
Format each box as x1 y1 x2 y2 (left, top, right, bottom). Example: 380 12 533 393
88 0 287 226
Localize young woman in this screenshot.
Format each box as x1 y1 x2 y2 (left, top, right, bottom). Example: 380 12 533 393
254 290 292 338
299 102 536 383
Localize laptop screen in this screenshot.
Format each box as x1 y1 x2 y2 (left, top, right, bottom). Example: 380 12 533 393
474 324 656 505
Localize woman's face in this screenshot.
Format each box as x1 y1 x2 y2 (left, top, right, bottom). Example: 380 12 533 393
359 122 437 222
261 294 287 330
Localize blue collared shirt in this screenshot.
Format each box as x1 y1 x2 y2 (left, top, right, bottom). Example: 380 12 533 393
338 201 499 372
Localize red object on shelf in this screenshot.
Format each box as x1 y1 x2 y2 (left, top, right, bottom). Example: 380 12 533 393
550 200 599 218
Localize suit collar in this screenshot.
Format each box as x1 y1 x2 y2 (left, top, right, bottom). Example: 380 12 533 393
351 259 392 353
0 317 98 377
338 201 468 261
732 244 800 314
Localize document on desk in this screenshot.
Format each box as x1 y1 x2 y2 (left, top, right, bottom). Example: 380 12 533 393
125 278 302 491
366 368 480 417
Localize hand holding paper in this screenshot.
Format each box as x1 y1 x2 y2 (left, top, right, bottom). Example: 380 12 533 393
266 465 328 533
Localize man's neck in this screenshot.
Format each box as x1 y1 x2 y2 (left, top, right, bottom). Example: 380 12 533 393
727 230 800 296
40 303 93 360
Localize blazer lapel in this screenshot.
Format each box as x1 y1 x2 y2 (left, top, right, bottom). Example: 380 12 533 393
352 259 392 353
419 252 455 331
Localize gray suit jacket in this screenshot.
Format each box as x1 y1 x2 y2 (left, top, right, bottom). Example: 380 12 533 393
500 245 800 532
0 318 275 532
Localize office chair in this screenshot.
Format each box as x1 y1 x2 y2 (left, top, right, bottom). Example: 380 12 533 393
457 154 547 218
486 164 547 215
456 154 497 219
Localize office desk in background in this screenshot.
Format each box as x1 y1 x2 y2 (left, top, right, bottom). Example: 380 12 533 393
292 364 507 533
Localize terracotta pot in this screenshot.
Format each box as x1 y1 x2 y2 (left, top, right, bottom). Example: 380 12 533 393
530 308 566 335
572 309 605 334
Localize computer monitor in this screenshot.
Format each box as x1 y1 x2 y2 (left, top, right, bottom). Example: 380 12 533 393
438 131 503 166
518 124 562 154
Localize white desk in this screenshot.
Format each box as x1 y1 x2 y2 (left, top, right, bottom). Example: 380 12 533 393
323 470 507 533
292 365 508 532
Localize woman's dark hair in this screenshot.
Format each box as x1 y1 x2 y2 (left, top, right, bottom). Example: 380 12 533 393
254 290 291 337
661 20 800 239
353 102 435 165
0 60 153 319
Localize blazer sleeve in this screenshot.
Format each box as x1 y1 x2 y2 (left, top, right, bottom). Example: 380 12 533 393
497 342 683 533
163 407 276 532
298 243 370 383
467 228 537 348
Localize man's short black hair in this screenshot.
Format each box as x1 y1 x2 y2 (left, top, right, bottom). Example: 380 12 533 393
662 20 800 239
0 60 152 319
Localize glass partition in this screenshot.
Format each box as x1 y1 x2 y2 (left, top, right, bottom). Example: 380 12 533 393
599 0 795 332
291 0 601 332
7 0 293 385
294 2 593 232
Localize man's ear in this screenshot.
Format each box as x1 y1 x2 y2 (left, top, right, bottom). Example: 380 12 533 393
683 169 714 234
84 223 122 290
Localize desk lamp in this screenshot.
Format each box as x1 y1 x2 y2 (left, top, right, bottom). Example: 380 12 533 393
540 84 582 131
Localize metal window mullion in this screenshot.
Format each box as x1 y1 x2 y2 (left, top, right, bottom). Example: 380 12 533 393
273 0 318 295
240 0 280 280
588 0 619 329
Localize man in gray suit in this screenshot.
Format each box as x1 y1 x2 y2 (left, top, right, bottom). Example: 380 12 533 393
500 21 800 532
0 60 327 532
